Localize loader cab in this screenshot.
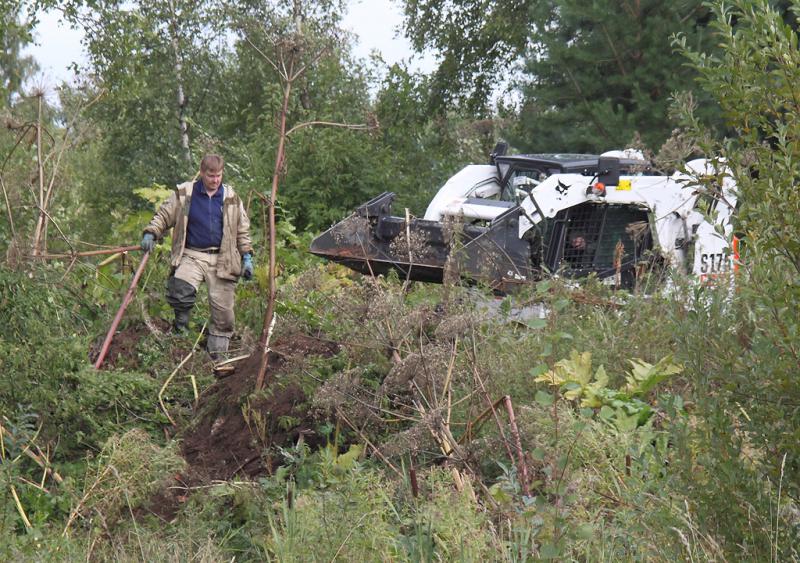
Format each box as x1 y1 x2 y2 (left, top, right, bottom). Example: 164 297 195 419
496 154 597 201
495 153 651 202
545 203 653 287
495 153 655 287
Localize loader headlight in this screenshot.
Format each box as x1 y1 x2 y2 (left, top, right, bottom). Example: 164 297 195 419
591 182 606 196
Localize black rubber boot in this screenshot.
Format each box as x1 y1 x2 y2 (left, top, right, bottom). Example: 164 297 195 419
166 276 196 335
173 309 190 334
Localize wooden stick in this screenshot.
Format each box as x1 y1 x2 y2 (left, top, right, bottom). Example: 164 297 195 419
94 251 151 369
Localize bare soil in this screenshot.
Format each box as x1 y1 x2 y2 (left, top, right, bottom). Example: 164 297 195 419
137 331 339 522
88 318 177 369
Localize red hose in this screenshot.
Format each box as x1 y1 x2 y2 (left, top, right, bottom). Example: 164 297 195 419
93 251 151 369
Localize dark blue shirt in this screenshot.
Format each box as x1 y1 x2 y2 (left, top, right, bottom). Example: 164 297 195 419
186 180 224 249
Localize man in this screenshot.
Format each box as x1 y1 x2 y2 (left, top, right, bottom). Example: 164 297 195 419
140 154 253 357
564 231 590 268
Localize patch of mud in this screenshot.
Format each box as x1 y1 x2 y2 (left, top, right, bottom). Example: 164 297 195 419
181 333 340 481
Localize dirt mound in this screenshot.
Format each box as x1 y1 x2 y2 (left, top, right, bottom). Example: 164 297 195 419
98 329 339 522
181 333 340 481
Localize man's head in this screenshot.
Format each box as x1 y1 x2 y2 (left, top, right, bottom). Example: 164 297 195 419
570 234 587 250
200 154 224 192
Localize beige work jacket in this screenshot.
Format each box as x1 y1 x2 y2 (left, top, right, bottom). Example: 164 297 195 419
144 181 253 281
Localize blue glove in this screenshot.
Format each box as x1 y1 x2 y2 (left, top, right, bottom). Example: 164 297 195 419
141 233 155 252
242 253 254 280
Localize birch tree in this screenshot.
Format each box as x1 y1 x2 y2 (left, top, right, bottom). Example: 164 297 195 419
62 0 222 181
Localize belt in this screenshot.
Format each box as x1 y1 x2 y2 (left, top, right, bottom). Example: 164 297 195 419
187 246 220 254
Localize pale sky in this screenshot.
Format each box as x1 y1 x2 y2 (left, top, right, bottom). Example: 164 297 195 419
24 0 436 91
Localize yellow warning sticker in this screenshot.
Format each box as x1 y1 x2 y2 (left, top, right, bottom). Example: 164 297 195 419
616 179 632 191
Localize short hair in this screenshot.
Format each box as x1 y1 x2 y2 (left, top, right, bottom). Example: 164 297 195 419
200 154 224 172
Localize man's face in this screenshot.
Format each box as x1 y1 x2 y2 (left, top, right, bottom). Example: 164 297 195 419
571 236 586 250
201 168 223 191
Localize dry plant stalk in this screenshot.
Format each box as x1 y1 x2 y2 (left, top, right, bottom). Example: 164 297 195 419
246 26 372 392
503 395 530 496
28 89 104 257
10 485 32 529
0 421 65 485
158 321 207 425
614 239 625 288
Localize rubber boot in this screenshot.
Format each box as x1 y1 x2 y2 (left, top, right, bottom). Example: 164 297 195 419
166 276 196 336
173 309 190 335
207 334 230 360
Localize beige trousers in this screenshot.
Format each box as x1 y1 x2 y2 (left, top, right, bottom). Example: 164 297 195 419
174 248 236 337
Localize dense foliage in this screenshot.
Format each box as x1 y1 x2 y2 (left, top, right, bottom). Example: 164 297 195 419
402 0 726 153
0 0 799 560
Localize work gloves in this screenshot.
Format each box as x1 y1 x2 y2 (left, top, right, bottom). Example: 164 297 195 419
242 253 254 280
141 233 155 252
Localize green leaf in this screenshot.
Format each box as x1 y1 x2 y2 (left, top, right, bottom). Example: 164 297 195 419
581 365 609 407
574 523 595 540
613 410 640 433
529 363 549 378
599 405 615 420
555 350 593 385
488 483 513 505
535 390 554 407
626 356 683 395
334 444 363 471
524 318 548 330
540 543 560 559
563 383 583 401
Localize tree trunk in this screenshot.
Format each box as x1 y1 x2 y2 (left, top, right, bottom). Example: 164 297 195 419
31 93 46 256
167 0 191 168
174 65 191 167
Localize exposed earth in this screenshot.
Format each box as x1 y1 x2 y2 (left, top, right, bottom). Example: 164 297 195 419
90 321 340 522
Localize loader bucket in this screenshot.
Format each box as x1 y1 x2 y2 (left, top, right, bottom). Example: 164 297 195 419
310 192 534 292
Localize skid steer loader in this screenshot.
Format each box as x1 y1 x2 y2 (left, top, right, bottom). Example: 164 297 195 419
310 144 738 292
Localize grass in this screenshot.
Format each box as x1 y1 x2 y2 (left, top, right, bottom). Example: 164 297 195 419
1 264 798 561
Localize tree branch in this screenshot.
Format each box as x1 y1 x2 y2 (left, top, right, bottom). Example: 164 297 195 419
29 204 73 256
290 46 328 82
244 35 280 74
286 120 371 137
0 175 17 243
